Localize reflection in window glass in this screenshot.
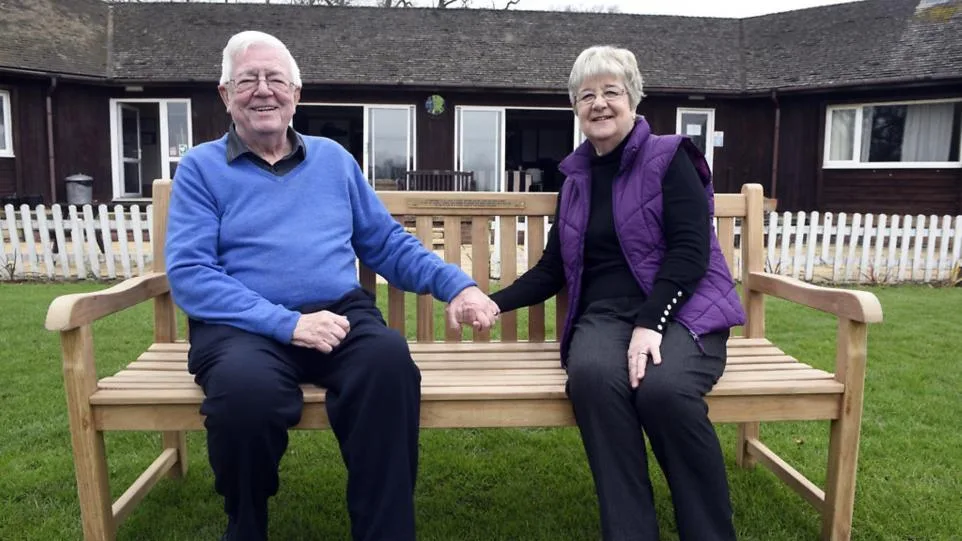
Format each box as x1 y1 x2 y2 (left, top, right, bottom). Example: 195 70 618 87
827 101 961 164
0 95 7 152
861 105 906 162
461 110 502 192
167 102 189 157
370 108 409 183
680 112 708 155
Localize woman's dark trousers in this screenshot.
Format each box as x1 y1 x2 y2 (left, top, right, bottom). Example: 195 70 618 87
566 298 736 541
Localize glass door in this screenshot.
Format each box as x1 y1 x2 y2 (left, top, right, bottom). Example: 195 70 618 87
112 99 192 199
676 108 716 170
455 107 505 192
120 105 142 196
365 106 415 191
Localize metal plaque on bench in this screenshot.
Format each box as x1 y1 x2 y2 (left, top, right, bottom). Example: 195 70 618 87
407 198 526 210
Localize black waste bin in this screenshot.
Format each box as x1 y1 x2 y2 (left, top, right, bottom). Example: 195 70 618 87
65 174 93 205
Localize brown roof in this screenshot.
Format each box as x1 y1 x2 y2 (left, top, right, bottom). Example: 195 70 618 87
742 0 962 90
2 0 960 93
108 4 745 91
0 0 107 78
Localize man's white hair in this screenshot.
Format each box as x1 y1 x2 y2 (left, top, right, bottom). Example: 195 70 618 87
219 30 302 88
568 45 645 110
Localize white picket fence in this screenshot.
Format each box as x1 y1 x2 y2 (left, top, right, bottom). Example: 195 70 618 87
1 204 153 280
2 204 961 284
759 211 962 284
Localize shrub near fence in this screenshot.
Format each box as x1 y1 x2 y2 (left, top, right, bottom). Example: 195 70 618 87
2 204 961 284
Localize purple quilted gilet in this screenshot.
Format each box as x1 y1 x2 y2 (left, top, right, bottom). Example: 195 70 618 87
555 117 746 364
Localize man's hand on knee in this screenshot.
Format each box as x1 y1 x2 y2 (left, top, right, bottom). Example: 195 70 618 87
292 311 351 353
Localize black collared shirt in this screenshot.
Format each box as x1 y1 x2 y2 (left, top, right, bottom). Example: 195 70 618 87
226 124 307 176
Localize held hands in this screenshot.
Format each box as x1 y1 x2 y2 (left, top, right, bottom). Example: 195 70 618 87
627 326 663 388
446 286 500 332
292 310 351 353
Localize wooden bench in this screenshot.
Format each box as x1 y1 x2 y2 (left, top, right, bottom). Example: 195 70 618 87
45 181 882 541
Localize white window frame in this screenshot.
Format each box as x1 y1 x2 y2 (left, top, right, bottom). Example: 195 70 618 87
0 90 13 158
109 98 193 199
299 102 418 188
675 108 716 170
823 98 962 169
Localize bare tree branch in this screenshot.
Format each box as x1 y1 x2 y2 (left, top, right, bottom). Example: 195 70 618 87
557 3 621 13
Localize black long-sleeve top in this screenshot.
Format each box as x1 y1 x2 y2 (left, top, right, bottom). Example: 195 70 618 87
489 140 710 332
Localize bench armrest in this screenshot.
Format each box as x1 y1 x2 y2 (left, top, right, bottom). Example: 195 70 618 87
45 272 171 331
746 272 883 324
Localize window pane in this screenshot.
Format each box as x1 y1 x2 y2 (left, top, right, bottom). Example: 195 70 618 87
460 110 502 192
121 107 140 159
680 112 709 155
828 109 855 160
861 103 959 163
0 96 7 151
369 108 409 189
123 162 141 194
861 105 906 162
900 102 957 162
167 102 190 158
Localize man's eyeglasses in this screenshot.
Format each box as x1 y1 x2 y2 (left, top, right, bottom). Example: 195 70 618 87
577 87 628 106
229 77 294 94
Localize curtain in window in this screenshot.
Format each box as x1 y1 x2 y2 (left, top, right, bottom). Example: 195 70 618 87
0 98 6 151
901 102 954 162
860 108 874 161
829 109 855 160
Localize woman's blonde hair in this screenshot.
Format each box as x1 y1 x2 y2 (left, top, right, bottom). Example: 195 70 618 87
568 45 645 110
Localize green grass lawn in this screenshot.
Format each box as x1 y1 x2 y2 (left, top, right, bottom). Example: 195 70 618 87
1 282 960 540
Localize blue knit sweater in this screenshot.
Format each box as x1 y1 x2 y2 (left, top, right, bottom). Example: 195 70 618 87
165 134 475 343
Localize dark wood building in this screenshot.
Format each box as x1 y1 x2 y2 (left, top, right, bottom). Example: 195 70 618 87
1 0 960 214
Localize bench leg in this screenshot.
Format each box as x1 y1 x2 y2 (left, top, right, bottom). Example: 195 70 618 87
62 327 115 541
162 431 189 479
71 428 115 541
736 422 759 469
821 411 861 540
821 319 868 541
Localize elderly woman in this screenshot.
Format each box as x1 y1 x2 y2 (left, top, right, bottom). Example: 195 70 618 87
489 45 746 540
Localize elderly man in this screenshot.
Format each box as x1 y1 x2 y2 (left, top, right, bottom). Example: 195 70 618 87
165 30 498 541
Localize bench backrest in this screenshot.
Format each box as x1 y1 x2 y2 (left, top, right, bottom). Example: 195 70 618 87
152 181 766 344
402 170 475 191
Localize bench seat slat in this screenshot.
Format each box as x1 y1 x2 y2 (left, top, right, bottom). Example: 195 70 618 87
105 367 834 386
144 337 778 355
92 374 843 404
99 372 836 391
104 337 842 409
128 355 805 373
